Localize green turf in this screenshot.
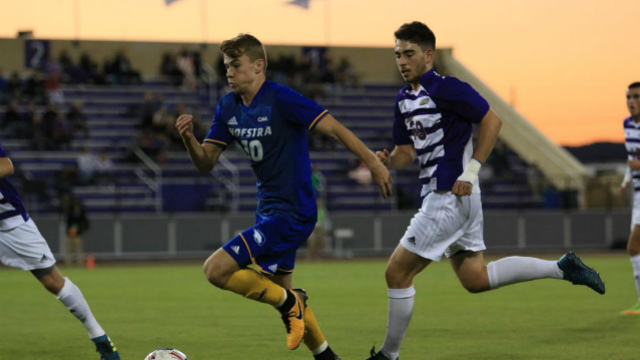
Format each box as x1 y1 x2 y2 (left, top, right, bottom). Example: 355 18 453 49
0 254 638 360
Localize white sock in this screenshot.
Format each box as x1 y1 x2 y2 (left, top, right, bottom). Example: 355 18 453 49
631 255 640 302
56 277 105 339
380 286 415 360
487 256 563 290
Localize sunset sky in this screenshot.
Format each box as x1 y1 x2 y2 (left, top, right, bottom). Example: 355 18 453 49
3 0 639 146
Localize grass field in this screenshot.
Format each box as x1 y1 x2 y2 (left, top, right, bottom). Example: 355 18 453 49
0 253 638 360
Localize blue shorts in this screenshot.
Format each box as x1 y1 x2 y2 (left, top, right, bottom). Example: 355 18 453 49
222 213 315 275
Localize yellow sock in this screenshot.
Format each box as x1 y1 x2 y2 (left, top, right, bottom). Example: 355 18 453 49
303 305 327 353
223 268 285 307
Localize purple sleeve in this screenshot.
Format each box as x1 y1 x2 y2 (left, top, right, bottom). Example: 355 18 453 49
392 94 412 145
0 144 6 157
433 77 489 124
276 87 328 130
204 105 234 147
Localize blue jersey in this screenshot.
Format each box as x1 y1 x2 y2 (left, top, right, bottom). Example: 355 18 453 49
0 144 29 230
624 116 640 192
393 69 489 195
205 81 328 222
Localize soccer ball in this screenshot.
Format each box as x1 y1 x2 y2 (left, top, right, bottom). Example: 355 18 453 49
144 348 189 360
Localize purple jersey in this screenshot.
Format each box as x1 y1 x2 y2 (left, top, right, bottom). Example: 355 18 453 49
393 69 489 195
624 116 640 192
0 144 29 230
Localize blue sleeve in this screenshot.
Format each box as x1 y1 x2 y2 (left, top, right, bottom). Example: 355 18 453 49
393 94 412 145
0 144 6 157
432 77 489 124
276 87 328 130
204 104 234 148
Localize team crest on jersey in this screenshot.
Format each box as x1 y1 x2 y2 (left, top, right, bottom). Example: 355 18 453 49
420 98 430 105
253 229 266 246
228 116 238 125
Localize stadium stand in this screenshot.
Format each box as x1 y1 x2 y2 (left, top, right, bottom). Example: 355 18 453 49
0 76 544 214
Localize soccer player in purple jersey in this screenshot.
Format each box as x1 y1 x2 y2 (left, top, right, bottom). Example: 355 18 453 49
619 82 640 315
0 144 119 360
365 22 605 360
176 34 391 360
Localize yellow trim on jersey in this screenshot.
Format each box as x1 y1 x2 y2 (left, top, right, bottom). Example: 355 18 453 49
239 233 265 273
277 268 294 273
203 139 228 146
308 110 329 130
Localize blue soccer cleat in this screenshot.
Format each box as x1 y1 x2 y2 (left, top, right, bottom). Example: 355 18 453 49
557 252 605 295
92 334 120 360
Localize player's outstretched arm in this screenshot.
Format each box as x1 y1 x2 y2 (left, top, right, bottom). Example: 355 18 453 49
176 114 223 173
0 157 15 179
452 108 502 196
378 145 416 170
314 114 393 198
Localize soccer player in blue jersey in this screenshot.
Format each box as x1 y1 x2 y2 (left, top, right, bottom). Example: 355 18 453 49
620 82 640 315
365 22 605 360
176 34 392 360
0 144 119 360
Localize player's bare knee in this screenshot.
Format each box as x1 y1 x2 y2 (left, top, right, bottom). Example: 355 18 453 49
385 266 412 288
203 258 231 288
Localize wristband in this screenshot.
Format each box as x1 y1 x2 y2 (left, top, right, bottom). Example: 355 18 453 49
456 158 482 185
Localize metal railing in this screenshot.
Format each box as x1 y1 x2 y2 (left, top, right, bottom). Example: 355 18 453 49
133 147 163 212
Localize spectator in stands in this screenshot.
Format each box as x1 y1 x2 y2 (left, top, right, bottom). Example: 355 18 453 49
24 70 46 104
111 50 141 85
487 138 511 180
67 102 90 138
44 53 63 78
139 92 161 131
52 113 73 150
6 72 22 101
192 50 203 80
65 197 89 266
78 52 105 85
45 72 64 105
58 50 74 79
2 100 22 138
160 52 182 86
336 57 359 88
527 162 545 198
176 49 197 91
77 147 98 185
27 112 47 151
94 150 115 187
42 103 58 135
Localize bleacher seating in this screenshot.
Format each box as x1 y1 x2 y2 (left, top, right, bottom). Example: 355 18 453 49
0 80 543 214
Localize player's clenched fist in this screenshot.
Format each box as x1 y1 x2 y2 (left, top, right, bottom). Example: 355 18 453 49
376 148 390 166
175 114 194 139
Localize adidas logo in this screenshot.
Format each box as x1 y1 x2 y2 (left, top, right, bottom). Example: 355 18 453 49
40 254 49 262
268 264 278 273
228 116 238 125
407 236 416 245
231 245 240 254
